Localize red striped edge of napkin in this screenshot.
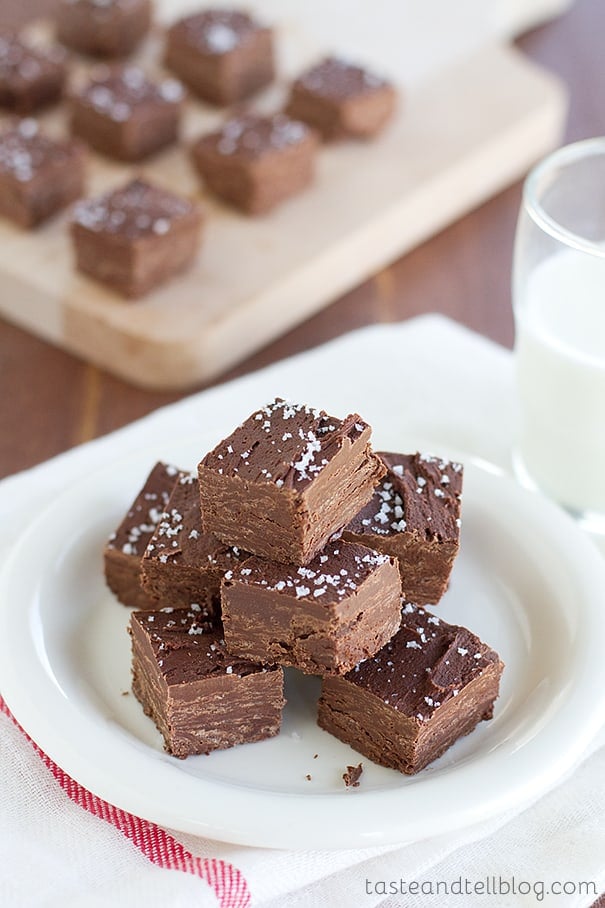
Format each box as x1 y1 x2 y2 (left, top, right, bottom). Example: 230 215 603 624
0 695 252 908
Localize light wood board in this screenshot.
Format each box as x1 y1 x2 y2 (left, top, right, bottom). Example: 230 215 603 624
0 43 566 389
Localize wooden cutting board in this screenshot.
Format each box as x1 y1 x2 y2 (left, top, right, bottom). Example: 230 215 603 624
0 41 566 389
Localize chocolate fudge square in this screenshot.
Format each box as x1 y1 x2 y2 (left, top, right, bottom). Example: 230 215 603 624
343 452 463 606
198 399 386 564
318 602 504 774
56 0 152 59
164 9 274 106
71 178 203 298
71 65 184 162
221 540 401 675
286 57 397 141
0 32 66 114
141 469 243 614
0 119 85 228
130 607 285 758
104 461 179 608
191 113 317 215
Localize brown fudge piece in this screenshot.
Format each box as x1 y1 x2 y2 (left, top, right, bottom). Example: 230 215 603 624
198 398 386 564
318 602 504 774
286 56 397 141
343 452 463 606
164 9 274 106
71 177 203 298
141 469 243 615
104 461 179 608
56 0 152 59
71 65 184 162
221 540 401 675
0 119 85 228
130 607 285 758
191 113 317 215
0 32 66 114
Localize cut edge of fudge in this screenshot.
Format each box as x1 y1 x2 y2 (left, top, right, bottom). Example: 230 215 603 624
104 461 179 608
343 451 463 605
130 607 285 758
198 398 386 564
317 602 504 774
221 539 402 675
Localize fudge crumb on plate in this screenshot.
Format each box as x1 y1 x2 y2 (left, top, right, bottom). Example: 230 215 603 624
343 763 363 787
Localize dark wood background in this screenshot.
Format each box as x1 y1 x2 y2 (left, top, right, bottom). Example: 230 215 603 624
1 0 604 479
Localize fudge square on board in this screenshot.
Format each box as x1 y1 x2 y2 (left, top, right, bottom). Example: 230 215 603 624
141 469 243 615
286 57 397 141
70 65 184 162
0 32 66 114
221 540 401 676
130 607 285 758
0 119 85 228
104 461 178 609
56 0 152 59
164 9 274 106
343 452 463 606
70 178 203 298
197 399 386 565
318 602 504 774
191 113 318 215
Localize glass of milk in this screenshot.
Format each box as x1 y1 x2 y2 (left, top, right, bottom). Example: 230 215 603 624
513 138 605 532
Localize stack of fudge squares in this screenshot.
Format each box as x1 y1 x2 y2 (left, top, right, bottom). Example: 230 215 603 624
105 399 503 774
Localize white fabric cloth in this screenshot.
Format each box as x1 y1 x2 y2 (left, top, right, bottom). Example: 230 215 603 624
1 317 603 907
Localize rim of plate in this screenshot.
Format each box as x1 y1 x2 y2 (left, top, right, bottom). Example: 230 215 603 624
0 455 604 849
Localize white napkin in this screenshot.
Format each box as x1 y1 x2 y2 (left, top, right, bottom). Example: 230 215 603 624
1 316 603 908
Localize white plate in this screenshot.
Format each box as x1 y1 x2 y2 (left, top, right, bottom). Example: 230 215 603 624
1 434 605 850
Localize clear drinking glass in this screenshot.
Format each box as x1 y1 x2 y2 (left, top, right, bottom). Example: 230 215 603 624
512 138 605 533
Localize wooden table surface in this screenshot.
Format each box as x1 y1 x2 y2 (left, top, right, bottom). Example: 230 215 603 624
1 0 604 480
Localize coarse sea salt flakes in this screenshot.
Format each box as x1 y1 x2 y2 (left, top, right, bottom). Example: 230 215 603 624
153 218 171 235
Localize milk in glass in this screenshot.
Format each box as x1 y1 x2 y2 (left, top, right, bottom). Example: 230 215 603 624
515 248 605 513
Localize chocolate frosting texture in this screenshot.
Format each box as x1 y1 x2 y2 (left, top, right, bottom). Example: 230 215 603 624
144 470 242 569
225 539 390 606
0 32 65 80
73 178 198 239
132 607 275 685
201 398 370 491
296 57 389 99
76 65 183 119
348 451 462 543
175 10 263 54
347 602 499 720
198 114 311 160
107 461 177 556
0 119 79 181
